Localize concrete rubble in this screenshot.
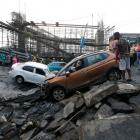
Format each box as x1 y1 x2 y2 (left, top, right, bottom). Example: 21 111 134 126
0 80 140 140
79 114 140 140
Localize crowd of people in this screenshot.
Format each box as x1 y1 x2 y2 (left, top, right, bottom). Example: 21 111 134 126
107 32 140 82
0 53 19 66
0 50 44 66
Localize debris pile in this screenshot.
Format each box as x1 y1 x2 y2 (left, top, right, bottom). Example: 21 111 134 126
0 81 140 140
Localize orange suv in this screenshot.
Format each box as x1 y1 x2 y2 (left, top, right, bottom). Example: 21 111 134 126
44 51 120 101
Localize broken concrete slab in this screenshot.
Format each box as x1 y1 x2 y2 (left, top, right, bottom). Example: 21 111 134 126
0 85 40 101
31 131 56 140
12 109 26 119
1 129 17 140
117 83 140 94
57 128 79 140
38 120 48 129
54 121 77 135
129 94 140 112
0 115 7 123
60 94 82 106
76 108 96 126
107 98 133 113
20 128 36 140
94 104 114 120
45 119 66 132
60 94 84 110
94 102 102 109
7 89 42 103
63 102 75 118
79 114 140 140
56 122 79 140
0 122 16 136
55 107 86 134
75 97 84 109
21 121 35 134
84 83 118 107
12 118 26 126
129 94 140 107
111 101 133 113
0 107 13 120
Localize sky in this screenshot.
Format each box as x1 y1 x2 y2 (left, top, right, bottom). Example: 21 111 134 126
1 0 140 33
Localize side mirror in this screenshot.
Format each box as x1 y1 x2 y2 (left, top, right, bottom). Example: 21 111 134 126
70 66 76 72
66 71 70 77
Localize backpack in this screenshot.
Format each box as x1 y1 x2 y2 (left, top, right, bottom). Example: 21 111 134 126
117 38 130 55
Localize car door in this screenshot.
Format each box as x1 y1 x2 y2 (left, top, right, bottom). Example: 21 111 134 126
34 68 46 84
85 53 109 83
22 66 35 83
65 59 88 90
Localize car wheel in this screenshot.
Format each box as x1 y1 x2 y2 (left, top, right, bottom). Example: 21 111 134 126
107 69 121 81
52 87 66 101
16 76 24 84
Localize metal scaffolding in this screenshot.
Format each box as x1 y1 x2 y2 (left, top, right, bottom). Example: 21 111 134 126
0 12 109 61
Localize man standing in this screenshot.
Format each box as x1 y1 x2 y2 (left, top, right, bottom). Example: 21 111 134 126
113 32 132 82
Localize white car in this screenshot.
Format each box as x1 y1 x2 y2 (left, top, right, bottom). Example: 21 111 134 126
9 62 55 85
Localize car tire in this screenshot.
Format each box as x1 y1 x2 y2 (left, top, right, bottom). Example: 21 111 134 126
15 76 24 84
107 69 121 81
52 87 66 101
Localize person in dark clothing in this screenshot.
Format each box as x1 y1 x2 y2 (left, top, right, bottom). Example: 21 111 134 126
113 32 131 81
130 44 136 66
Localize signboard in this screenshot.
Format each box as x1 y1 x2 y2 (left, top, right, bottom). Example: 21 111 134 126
80 36 85 48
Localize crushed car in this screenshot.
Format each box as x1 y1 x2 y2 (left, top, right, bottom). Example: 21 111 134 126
43 51 121 101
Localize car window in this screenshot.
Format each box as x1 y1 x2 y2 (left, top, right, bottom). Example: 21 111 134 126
59 59 84 76
86 53 108 66
23 66 34 72
101 53 109 59
86 55 97 66
59 62 74 76
96 53 109 61
35 68 45 76
75 59 84 70
96 54 104 62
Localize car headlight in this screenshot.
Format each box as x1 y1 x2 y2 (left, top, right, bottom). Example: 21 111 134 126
43 79 48 84
40 80 49 90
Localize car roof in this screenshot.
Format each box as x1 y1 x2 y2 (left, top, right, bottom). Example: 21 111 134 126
50 61 66 64
71 50 109 63
24 61 48 69
57 50 111 75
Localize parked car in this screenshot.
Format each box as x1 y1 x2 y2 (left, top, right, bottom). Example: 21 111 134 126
48 61 66 72
9 61 55 85
43 51 121 101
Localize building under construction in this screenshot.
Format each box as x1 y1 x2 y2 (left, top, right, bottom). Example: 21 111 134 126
0 12 110 61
